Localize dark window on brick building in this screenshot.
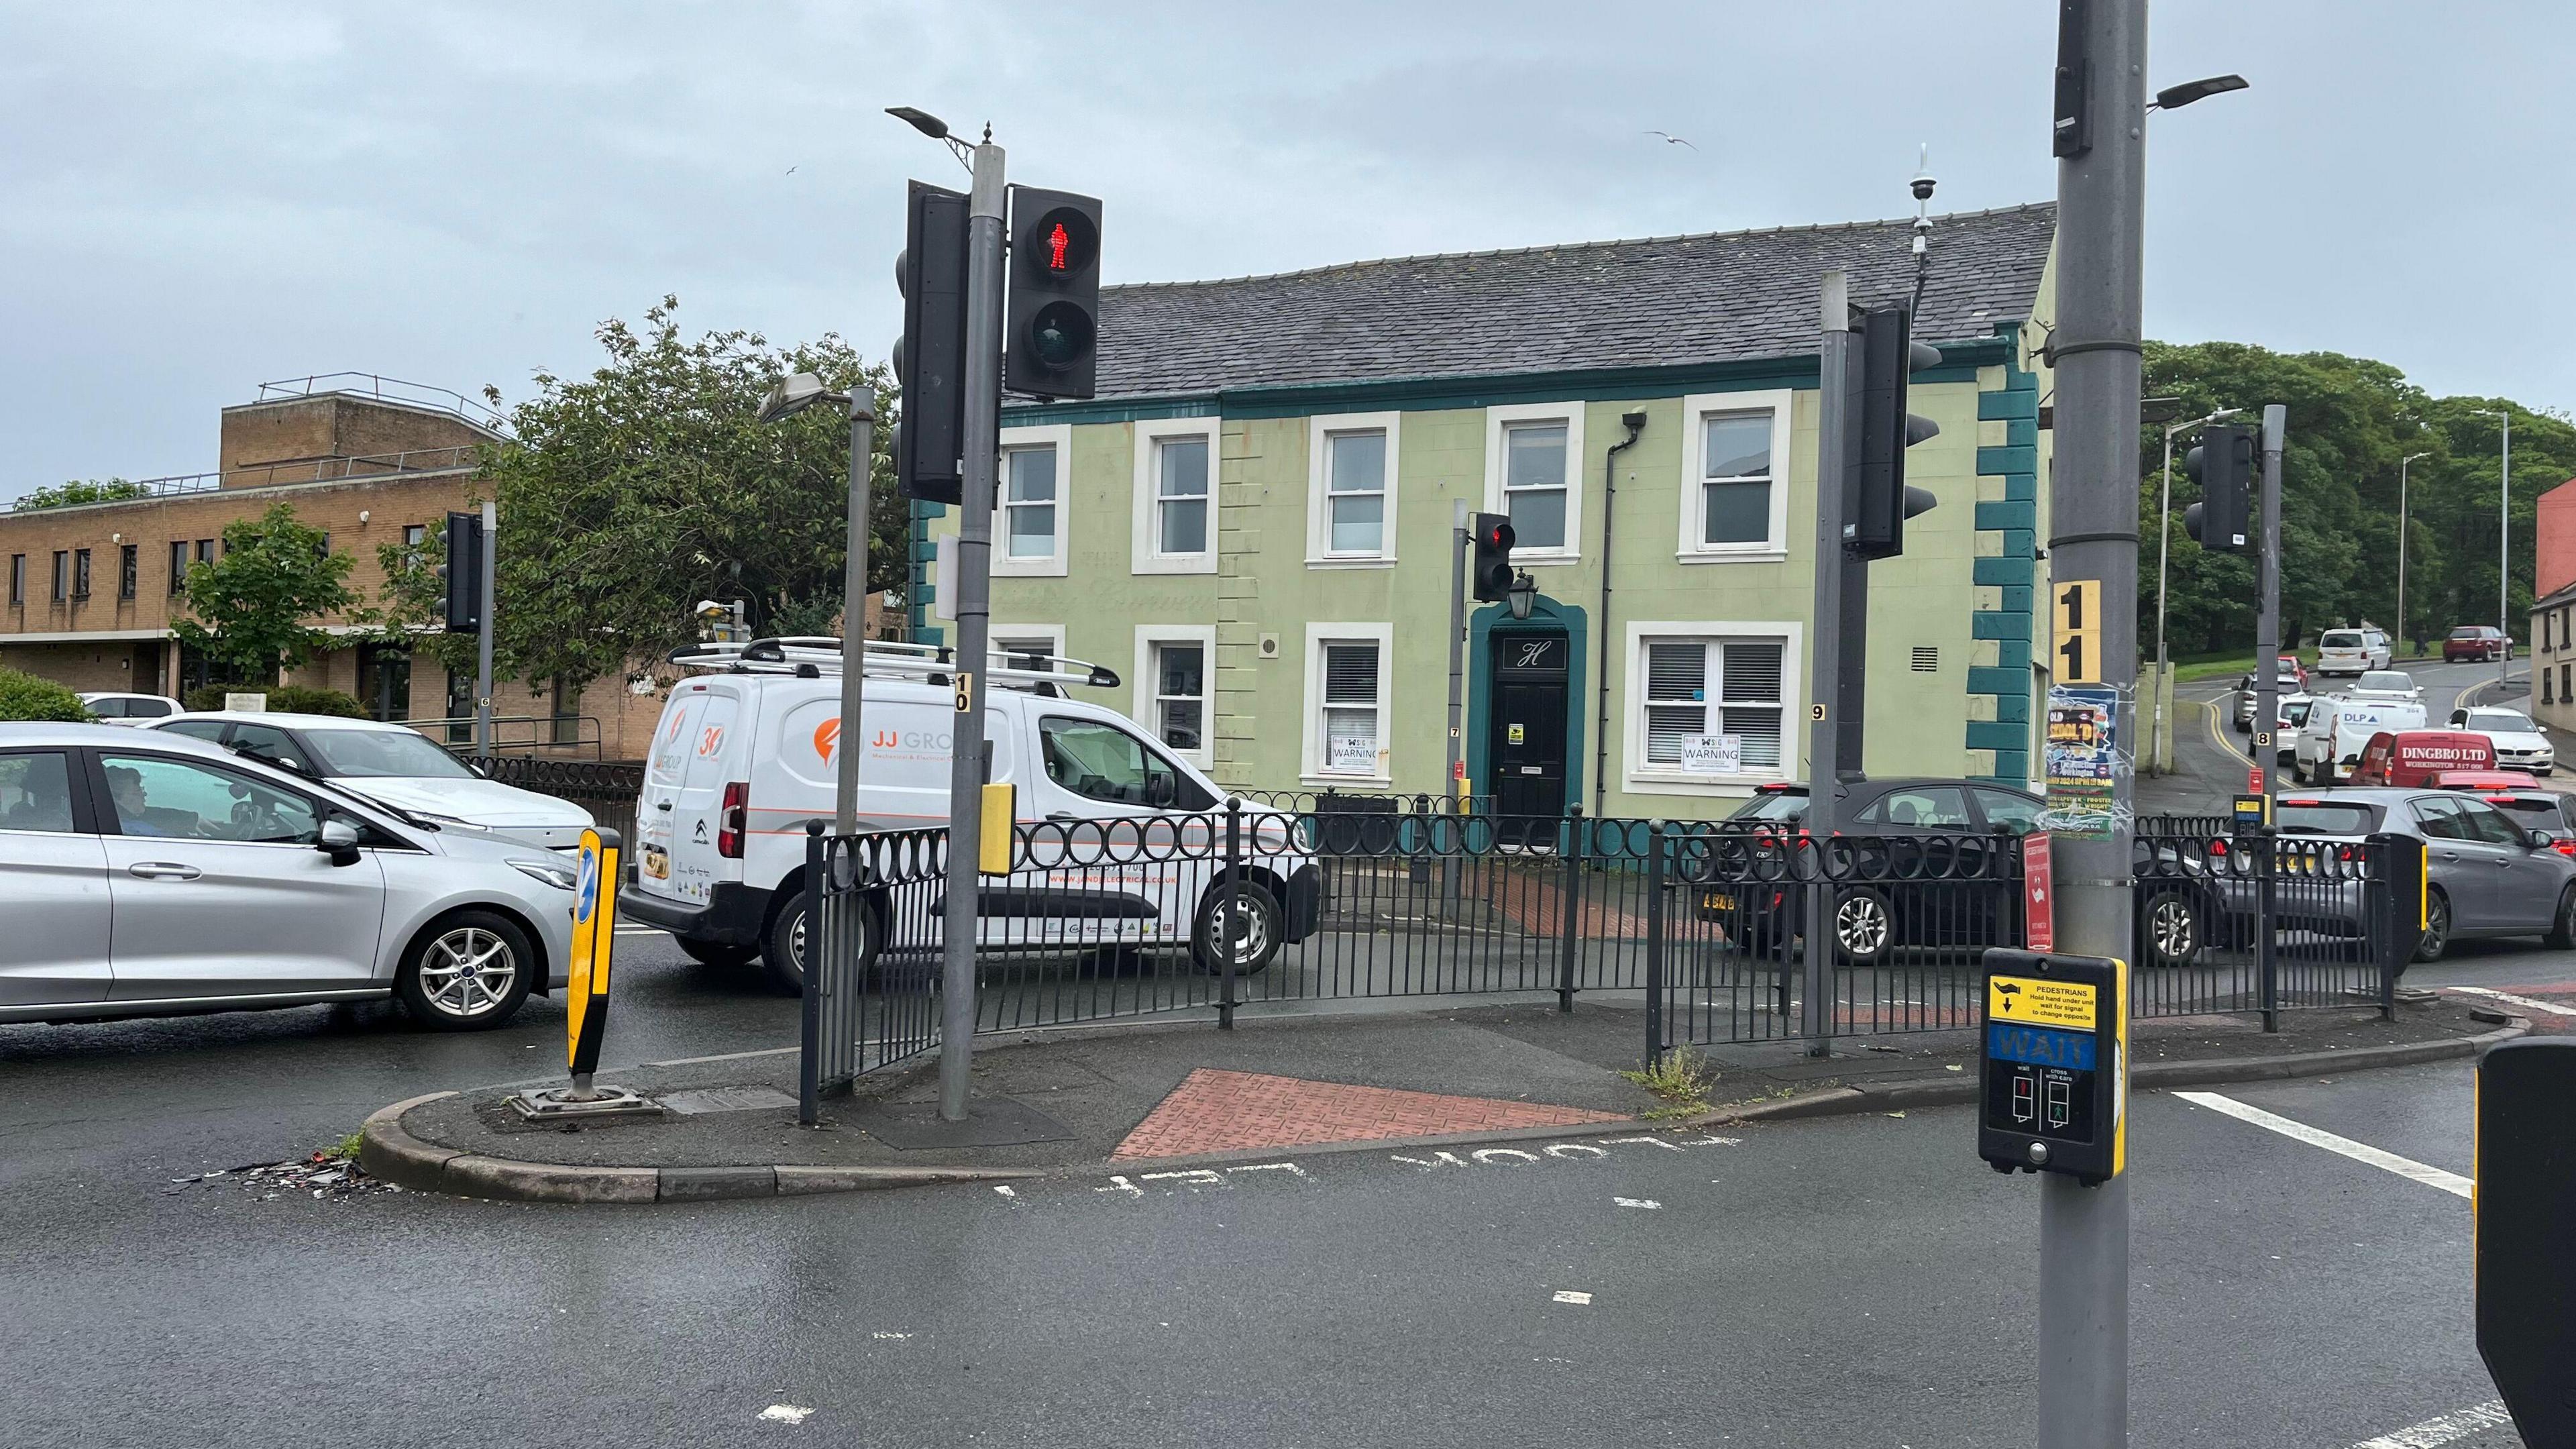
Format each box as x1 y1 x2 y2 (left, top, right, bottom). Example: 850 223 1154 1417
118 544 138 600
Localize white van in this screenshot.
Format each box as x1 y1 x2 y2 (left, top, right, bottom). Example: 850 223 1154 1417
2294 696 2427 784
619 637 1321 991
2314 627 2393 677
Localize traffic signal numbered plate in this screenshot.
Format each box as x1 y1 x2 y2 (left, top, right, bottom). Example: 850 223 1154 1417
2052 579 2102 682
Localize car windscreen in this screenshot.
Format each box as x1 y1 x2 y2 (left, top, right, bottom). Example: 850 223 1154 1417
2277 802 2377 835
2320 631 2363 648
299 728 476 779
2488 796 2564 824
2284 701 2312 727
2450 628 2483 640
2466 710 2534 733
1729 791 1808 823
2358 672 2413 692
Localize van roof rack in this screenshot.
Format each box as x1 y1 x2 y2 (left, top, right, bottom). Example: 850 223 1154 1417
666 635 1120 695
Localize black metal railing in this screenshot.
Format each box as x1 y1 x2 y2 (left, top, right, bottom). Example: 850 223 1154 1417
466 755 641 853
794 804 2423 1103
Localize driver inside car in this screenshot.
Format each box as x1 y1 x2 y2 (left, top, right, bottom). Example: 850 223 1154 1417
105 763 204 839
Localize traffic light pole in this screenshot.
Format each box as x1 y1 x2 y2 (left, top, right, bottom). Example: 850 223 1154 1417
474 499 496 760
1444 500 1468 907
2039 0 2143 1442
1800 269 1854 1059
839 394 875 835
2254 409 2283 798
938 136 1006 1125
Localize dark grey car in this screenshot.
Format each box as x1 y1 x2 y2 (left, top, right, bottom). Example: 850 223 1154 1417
2272 790 2576 961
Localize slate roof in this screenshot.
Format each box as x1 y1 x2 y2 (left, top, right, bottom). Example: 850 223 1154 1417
1082 203 2055 400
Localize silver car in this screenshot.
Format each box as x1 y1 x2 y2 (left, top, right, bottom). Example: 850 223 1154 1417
2265 788 2576 962
0 723 575 1030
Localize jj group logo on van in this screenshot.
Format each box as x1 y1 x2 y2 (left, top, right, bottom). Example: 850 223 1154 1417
810 718 953 764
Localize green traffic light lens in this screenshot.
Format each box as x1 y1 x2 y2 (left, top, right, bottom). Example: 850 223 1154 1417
1027 301 1095 371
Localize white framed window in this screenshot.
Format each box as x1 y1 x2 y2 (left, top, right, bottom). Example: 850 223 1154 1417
994 423 1071 578
1299 622 1393 784
1131 417 1219 575
1132 624 1217 767
1622 619 1803 796
1678 388 1794 561
1305 412 1401 566
1483 402 1585 561
991 623 1067 675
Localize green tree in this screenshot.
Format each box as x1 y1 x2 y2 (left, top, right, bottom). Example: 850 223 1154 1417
173 504 362 682
0 667 91 721
2137 342 2576 657
15 478 147 511
374 297 900 692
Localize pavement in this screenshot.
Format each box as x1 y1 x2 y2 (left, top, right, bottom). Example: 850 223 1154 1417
364 991 2521 1203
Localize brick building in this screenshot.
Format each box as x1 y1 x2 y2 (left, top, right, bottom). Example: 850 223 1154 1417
0 378 680 755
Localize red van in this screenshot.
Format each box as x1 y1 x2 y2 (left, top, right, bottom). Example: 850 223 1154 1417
2349 729 2496 786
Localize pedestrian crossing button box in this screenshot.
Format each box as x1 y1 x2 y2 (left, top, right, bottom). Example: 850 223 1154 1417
1977 949 2126 1185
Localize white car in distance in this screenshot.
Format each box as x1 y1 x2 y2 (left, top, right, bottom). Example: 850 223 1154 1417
2345 670 2421 704
2451 706 2555 776
76 692 184 725
142 711 595 848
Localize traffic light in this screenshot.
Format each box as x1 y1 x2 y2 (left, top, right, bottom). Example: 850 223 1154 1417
2182 423 2254 552
1002 186 1102 400
1470 513 1516 602
894 179 971 505
437 509 481 634
1848 305 1941 560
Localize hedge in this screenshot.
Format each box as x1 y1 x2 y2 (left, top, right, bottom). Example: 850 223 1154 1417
0 669 93 722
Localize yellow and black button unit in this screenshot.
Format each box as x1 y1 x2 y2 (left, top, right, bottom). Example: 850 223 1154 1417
1977 949 2127 1185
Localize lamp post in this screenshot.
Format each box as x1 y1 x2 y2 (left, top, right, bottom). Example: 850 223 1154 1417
2481 409 2514 692
2398 451 2430 657
2153 405 2239 772
756 372 875 835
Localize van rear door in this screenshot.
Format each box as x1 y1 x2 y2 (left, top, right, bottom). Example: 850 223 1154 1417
639 685 743 906
635 691 706 898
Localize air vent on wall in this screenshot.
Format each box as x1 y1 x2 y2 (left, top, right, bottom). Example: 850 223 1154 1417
1911 646 1939 673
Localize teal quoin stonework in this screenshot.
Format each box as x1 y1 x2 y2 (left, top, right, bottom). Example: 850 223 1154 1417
1968 326 2043 783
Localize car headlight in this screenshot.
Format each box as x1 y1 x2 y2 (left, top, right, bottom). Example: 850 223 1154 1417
510 859 580 891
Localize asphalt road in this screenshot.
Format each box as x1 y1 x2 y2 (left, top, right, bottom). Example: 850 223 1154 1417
0 1031 2519 1448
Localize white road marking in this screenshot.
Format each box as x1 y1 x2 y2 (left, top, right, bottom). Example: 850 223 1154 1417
991 1185 1017 1199
2448 984 2576 1018
1470 1148 1539 1165
757 1405 814 1425
2174 1091 2472 1199
2346 1399 2513 1448
1226 1162 1307 1179
1552 1290 1593 1305
1613 1197 1660 1210
871 1332 911 1340
1140 1169 1228 1190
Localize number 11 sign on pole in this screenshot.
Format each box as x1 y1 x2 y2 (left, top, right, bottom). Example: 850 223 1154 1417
2052 580 2102 684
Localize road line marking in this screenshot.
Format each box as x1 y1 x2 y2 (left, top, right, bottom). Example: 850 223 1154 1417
2346 1399 2513 1448
2174 1091 2472 1199
757 1405 814 1425
1613 1197 1660 1209
2448 985 2576 1018
1552 1290 1593 1305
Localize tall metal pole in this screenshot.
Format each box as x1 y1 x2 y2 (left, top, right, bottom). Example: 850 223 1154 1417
938 136 1005 1124
2500 413 2514 692
474 498 496 759
2039 0 2144 1442
1801 269 1854 1059
1443 499 1468 904
2255 409 2284 797
2153 424 2175 774
2398 453 2413 655
839 396 876 835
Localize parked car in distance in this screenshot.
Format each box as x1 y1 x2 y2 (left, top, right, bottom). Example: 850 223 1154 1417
1690 778 2207 969
2296 698 2428 784
2448 706 2554 775
2347 729 2496 788
2274 789 2576 961
0 722 574 1029
2235 657 2310 730
2347 670 2422 704
76 692 182 724
2315 627 2394 676
2445 625 2513 662
139 711 594 849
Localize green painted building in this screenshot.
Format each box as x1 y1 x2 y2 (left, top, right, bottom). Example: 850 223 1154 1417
924 204 2059 819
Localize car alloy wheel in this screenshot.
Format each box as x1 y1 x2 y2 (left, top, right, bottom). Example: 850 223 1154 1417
416 926 520 1019
1834 890 1892 961
2414 892 2452 963
2145 894 2198 967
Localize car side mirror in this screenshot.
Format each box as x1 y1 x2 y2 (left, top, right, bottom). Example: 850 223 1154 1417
317 816 362 867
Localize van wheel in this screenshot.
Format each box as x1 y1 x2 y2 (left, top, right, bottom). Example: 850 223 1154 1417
1193 880 1281 975
396 910 536 1030
761 894 810 995
678 938 758 969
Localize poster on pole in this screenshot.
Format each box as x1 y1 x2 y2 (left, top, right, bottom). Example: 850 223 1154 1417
2023 832 2054 952
2043 684 2121 839
1680 735 1741 776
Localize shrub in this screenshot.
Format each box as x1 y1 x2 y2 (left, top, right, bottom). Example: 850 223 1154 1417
0 669 93 722
181 684 369 718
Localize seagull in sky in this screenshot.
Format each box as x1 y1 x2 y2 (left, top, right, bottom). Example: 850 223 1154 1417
785 165 800 175
1644 130 1698 150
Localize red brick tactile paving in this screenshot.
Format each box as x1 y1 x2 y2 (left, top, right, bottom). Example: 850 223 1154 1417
1110 1069 1629 1161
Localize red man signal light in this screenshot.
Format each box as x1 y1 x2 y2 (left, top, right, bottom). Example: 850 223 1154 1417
1004 188 1101 400
1470 513 1516 602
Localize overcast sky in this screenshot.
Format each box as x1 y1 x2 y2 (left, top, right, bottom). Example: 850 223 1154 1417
3 1 2567 500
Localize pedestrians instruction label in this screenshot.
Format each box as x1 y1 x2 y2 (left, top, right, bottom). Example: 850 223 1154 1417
1988 973 2096 1028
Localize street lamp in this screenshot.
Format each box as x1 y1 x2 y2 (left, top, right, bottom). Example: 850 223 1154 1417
1505 571 1538 621
759 370 877 836
2481 408 2514 693
2151 405 2241 772
2148 74 2251 111
2397 451 2430 656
